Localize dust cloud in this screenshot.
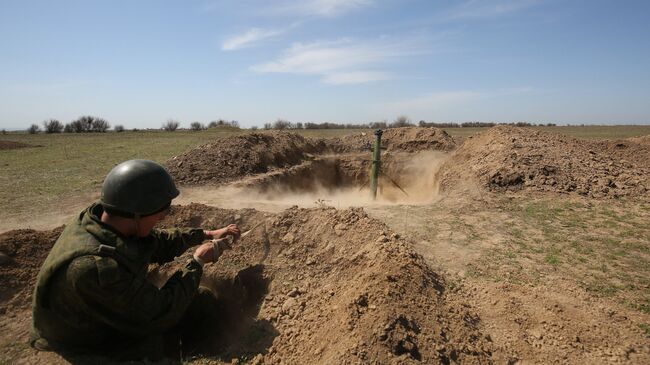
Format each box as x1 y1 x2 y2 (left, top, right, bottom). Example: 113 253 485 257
175 151 450 212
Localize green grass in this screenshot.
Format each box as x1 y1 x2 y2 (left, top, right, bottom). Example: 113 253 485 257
0 129 241 216
490 196 650 310
639 323 650 337
544 253 560 265
634 298 650 315
584 280 620 296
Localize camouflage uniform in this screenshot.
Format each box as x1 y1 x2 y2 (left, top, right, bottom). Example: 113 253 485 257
31 202 211 360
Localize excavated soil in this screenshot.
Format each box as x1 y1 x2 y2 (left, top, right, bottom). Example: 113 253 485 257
326 128 457 153
438 126 650 199
0 204 492 364
0 140 39 150
166 132 329 185
166 128 456 187
0 227 63 314
157 204 491 364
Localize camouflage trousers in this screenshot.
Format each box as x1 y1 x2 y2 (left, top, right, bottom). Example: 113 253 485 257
114 287 221 361
33 287 221 363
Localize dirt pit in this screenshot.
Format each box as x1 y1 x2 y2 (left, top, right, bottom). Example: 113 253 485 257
228 151 449 206
168 130 454 210
166 128 456 189
0 204 492 364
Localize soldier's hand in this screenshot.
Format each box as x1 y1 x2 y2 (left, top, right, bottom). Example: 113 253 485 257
193 238 233 265
204 224 241 243
193 242 217 265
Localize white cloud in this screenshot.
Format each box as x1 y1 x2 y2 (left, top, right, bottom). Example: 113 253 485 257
273 0 374 17
448 0 540 19
222 27 283 50
251 38 419 84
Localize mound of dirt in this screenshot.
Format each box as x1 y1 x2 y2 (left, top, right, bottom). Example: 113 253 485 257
156 204 491 364
328 127 457 153
0 227 63 314
0 140 39 150
0 204 492 364
166 132 329 185
0 204 491 363
438 126 650 199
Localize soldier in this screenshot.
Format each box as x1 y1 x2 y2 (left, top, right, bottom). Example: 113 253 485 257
31 159 240 361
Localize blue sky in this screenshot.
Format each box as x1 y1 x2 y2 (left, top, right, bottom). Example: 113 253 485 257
1 0 649 129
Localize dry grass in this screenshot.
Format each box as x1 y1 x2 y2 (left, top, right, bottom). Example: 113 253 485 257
372 194 650 316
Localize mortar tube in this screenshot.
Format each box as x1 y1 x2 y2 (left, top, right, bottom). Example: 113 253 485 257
370 129 383 199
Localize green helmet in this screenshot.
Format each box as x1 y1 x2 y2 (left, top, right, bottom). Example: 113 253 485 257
100 159 179 217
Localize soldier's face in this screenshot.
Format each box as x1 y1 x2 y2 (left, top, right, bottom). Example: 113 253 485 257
136 208 170 237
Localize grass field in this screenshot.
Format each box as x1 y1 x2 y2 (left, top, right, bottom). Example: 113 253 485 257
1 125 649 225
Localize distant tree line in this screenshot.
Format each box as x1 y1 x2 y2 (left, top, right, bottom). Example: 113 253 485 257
418 121 556 128
165 118 240 132
26 115 558 134
27 116 112 134
262 116 416 130
26 117 243 134
208 119 239 129
258 116 557 130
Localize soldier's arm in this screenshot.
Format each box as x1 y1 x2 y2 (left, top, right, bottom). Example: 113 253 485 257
149 228 205 264
150 225 240 264
69 255 203 336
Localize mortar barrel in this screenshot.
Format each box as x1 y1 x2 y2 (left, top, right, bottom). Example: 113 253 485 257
370 129 383 199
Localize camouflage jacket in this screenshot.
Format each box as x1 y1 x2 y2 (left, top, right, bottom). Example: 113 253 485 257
31 203 206 349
